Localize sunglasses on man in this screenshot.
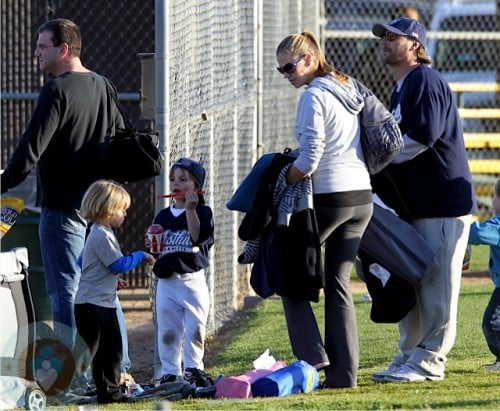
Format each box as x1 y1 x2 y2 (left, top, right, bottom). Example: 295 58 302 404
381 32 401 42
276 55 305 74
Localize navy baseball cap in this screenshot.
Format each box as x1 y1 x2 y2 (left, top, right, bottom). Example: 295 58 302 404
172 157 206 188
372 17 426 48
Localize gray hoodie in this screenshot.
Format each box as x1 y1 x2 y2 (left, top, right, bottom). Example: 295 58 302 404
293 74 371 194
313 75 365 115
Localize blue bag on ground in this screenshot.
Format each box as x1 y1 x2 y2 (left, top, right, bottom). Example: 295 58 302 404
251 360 319 397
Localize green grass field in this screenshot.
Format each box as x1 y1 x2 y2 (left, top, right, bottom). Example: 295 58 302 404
63 282 497 410
56 244 495 410
468 244 489 274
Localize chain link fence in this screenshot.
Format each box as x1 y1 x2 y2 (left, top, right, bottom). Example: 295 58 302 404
157 0 320 330
323 0 500 220
2 0 498 332
1 0 319 332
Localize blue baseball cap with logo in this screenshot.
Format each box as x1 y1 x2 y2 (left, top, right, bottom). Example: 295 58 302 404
172 157 206 188
372 17 427 49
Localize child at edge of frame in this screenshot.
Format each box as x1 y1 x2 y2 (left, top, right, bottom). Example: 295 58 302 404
468 178 500 371
146 158 216 388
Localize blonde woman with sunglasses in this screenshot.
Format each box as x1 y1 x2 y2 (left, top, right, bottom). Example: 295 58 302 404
275 30 373 389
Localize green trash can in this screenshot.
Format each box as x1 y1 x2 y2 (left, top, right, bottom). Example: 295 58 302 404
0 207 53 322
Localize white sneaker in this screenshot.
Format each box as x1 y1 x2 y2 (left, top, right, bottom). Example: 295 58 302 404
384 364 443 383
484 361 500 371
371 362 403 382
313 361 330 371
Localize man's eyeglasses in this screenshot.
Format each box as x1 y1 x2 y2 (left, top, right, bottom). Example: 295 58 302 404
276 55 305 75
36 44 59 51
381 32 401 42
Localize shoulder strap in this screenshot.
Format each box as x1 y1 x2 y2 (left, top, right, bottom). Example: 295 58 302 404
381 168 414 221
103 77 133 129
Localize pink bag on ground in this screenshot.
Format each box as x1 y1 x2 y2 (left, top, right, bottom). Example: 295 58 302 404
215 361 286 399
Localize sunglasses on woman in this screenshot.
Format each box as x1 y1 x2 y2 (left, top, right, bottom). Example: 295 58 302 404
276 55 305 74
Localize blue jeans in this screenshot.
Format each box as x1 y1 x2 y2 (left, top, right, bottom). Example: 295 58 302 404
483 287 500 361
39 208 87 348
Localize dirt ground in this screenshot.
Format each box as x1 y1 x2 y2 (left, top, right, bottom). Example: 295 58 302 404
122 274 491 384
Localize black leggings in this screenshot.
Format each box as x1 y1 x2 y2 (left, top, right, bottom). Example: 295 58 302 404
282 199 373 388
75 303 122 402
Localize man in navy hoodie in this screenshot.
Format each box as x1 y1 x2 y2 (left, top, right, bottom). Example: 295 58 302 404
369 17 477 383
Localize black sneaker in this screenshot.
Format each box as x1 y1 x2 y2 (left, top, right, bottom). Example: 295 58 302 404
160 374 182 384
84 387 97 396
184 368 214 387
193 385 217 398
